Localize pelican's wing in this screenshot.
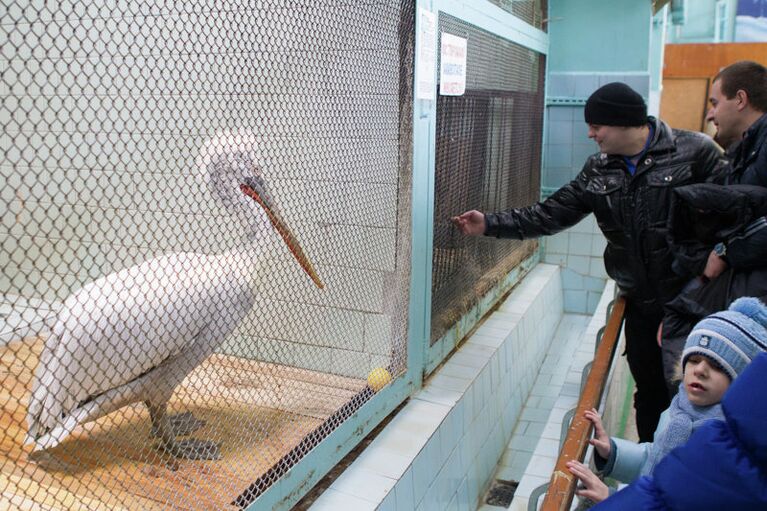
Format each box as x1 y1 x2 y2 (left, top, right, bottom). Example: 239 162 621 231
27 253 240 437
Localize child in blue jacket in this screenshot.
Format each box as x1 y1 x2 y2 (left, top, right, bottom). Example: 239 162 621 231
592 350 767 510
566 297 767 504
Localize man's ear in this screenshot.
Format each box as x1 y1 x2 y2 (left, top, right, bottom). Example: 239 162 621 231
735 89 750 111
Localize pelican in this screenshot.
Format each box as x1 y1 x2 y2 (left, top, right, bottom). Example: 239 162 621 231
25 133 323 460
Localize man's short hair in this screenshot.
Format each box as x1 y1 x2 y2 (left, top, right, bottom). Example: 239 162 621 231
714 60 767 112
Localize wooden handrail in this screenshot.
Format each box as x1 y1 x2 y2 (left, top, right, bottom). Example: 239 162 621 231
540 296 626 511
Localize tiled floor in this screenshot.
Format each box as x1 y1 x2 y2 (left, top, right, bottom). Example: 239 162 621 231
298 267 611 511
505 282 616 511
478 313 592 511
307 264 565 511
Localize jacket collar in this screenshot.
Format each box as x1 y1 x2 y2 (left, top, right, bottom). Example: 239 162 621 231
596 117 673 169
645 116 675 154
729 112 767 162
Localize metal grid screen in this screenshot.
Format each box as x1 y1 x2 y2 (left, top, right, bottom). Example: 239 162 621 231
1 1 414 509
430 14 545 344
487 0 547 31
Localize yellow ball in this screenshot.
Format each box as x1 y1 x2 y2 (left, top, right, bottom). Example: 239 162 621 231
367 367 392 392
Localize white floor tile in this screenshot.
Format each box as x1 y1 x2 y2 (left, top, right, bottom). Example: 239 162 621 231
332 466 397 503
354 445 413 480
310 489 379 511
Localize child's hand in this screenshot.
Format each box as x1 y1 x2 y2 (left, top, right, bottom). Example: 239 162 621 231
584 408 611 459
567 460 610 503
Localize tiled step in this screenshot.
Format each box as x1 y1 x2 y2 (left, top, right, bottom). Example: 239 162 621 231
308 263 564 511
501 282 616 511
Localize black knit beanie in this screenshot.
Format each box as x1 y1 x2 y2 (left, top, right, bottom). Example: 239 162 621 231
584 82 647 127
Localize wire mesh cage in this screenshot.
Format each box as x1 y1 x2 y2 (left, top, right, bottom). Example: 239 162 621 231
430 13 545 345
487 0 547 30
1 1 414 508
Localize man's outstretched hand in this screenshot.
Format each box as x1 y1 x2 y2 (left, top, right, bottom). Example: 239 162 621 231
451 210 486 236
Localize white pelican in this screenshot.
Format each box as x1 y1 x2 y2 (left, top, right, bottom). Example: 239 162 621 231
25 135 323 460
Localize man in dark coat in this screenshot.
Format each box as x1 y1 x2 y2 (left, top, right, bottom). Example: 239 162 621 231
659 62 767 389
700 60 767 280
451 83 723 441
707 60 767 186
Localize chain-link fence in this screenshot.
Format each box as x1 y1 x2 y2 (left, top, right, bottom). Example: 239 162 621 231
487 0 547 30
1 1 414 508
430 13 545 344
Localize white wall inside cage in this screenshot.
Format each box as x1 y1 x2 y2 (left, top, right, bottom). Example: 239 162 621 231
0 1 410 377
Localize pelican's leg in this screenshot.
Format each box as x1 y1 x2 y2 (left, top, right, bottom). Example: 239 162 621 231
146 401 221 460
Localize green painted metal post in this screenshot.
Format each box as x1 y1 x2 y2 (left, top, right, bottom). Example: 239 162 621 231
424 0 548 373
408 0 438 387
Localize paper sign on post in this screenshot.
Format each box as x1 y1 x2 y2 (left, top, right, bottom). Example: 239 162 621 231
416 7 437 100
439 33 467 96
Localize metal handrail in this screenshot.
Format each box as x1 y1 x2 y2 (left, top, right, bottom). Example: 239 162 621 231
558 408 576 452
595 325 606 350
527 297 625 511
539 296 626 511
528 408 576 511
528 482 551 510
579 361 592 394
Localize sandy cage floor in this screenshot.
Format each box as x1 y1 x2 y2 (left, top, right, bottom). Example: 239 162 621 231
0 338 365 510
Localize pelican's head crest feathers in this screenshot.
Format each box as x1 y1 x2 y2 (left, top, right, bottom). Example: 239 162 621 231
198 131 264 211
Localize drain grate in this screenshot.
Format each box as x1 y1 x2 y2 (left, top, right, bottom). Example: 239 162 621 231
485 478 519 507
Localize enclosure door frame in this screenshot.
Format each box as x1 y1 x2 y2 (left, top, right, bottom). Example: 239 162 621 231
249 2 548 509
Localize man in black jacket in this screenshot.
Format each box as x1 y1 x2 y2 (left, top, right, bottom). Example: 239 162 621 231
451 83 723 442
656 61 767 390
707 60 767 184
701 60 767 278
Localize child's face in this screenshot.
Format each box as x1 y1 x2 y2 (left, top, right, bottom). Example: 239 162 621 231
684 355 731 406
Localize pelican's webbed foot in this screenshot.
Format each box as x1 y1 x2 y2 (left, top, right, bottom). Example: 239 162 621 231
161 438 222 460
150 411 206 438
146 401 220 460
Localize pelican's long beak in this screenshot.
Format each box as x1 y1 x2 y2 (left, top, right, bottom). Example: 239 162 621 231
240 178 324 289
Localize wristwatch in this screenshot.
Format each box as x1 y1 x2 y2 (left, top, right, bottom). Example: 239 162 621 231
714 242 727 259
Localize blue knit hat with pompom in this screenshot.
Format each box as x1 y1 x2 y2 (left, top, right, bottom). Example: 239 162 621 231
682 297 767 380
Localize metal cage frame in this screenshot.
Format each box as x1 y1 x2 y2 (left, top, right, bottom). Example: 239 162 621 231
0 1 549 509
250 2 548 508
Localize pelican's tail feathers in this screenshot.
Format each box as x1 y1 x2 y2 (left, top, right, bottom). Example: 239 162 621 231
26 413 80 452
25 329 80 450
26 369 66 435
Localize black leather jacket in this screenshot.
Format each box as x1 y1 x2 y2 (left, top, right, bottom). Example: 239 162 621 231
662 184 767 351
710 113 767 270
484 117 724 311
724 112 767 187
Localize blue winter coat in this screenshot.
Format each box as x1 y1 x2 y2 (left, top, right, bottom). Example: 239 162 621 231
592 352 767 511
